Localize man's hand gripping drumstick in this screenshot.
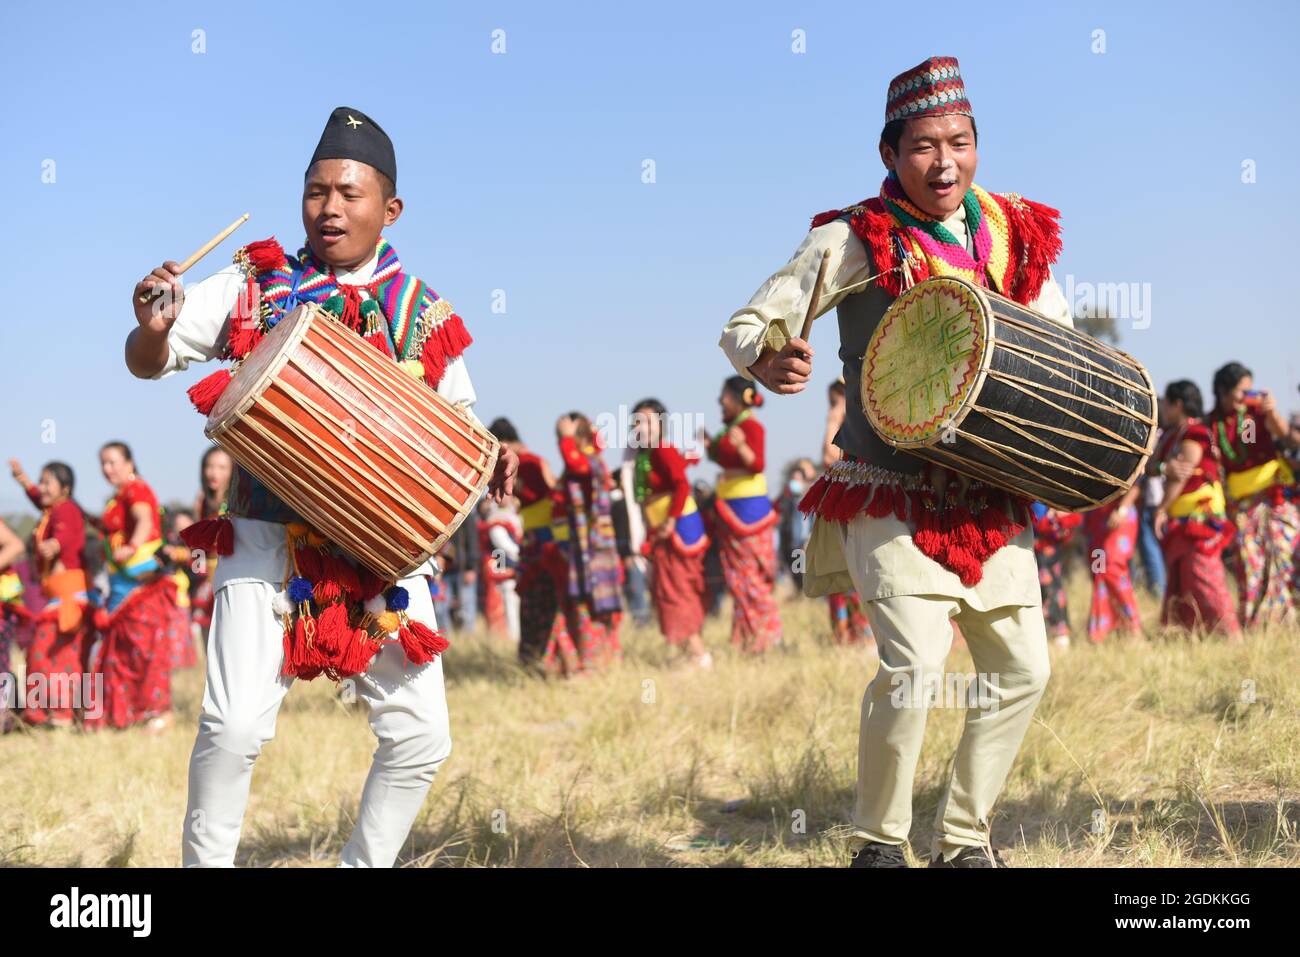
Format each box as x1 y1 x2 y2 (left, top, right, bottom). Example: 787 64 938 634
747 248 830 396
126 214 249 379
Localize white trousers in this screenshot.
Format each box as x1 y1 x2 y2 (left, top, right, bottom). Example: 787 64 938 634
181 576 451 867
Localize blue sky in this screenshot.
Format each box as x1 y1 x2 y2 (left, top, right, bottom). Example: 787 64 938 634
2 0 1296 515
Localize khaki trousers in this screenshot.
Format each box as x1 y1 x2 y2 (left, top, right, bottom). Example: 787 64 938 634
842 526 1051 861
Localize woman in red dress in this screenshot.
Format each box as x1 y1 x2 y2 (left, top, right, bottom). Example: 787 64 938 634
1083 484 1144 644
632 399 712 666
1206 362 1298 628
1152 380 1241 638
9 459 92 726
84 441 179 732
699 376 782 653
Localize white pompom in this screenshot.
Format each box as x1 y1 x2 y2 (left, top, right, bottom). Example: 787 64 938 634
271 591 294 616
364 594 387 616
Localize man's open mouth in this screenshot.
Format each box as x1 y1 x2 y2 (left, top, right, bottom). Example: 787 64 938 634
319 224 347 243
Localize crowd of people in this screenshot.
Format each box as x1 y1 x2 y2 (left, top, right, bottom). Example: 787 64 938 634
0 443 231 732
1030 361 1300 646
1 360 1295 731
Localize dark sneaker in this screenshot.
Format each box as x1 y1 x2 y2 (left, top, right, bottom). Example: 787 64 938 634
928 845 1007 868
848 841 908 868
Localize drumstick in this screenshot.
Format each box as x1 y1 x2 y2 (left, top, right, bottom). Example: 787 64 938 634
798 249 832 346
137 213 250 304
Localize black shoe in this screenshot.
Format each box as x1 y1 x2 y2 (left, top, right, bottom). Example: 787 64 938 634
848 841 908 868
928 845 1007 868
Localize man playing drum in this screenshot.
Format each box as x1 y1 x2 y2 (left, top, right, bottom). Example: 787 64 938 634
720 58 1074 867
125 107 516 867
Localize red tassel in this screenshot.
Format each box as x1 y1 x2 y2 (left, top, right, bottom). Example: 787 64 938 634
943 541 984 587
436 313 473 357
798 475 831 515
243 237 286 274
338 627 381 677
912 496 943 559
837 482 873 522
323 555 362 601
895 489 911 524
865 484 895 519
978 501 1010 553
364 331 392 357
420 341 449 390
187 369 232 416
294 546 325 582
93 607 112 631
179 516 235 557
818 481 847 522
280 624 296 677
313 579 342 604
226 318 264 359
313 604 350 660
398 619 449 666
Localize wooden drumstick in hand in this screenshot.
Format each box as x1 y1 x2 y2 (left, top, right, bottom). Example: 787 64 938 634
798 248 832 347
137 213 250 304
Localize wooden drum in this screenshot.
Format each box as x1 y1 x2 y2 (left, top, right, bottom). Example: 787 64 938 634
206 302 499 580
861 277 1156 512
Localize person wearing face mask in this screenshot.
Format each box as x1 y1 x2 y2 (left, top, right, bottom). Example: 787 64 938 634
1206 362 1298 627
9 458 91 727
721 57 1073 868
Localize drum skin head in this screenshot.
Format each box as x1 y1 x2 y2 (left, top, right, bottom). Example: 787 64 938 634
862 277 992 448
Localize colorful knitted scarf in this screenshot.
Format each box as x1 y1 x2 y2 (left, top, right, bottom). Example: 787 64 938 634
810 174 1062 305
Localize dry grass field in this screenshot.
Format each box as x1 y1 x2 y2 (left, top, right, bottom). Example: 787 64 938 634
2 575 1297 868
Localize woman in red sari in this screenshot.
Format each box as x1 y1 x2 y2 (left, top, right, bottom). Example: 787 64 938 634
85 441 179 732
699 376 782 653
632 399 712 667
1206 362 1298 628
9 459 92 726
1083 484 1144 644
1151 380 1241 638
544 413 624 674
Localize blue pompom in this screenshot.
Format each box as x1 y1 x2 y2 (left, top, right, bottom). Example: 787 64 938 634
385 586 410 612
287 576 315 604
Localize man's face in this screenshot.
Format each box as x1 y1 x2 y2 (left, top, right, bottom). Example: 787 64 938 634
302 159 402 270
880 114 977 219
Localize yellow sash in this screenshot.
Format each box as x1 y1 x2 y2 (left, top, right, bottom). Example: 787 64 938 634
716 472 768 500
1226 457 1294 502
1168 482 1226 519
643 491 699 529
0 571 23 603
520 498 553 532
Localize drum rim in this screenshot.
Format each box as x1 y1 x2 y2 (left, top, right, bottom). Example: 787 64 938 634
204 303 318 440
861 276 994 450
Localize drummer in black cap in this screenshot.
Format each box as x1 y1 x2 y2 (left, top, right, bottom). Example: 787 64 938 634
125 106 516 868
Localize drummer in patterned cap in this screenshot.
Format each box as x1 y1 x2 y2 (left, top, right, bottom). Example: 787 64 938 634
720 57 1075 867
126 106 517 867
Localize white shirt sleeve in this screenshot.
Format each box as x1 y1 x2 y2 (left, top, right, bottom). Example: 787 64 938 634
436 354 478 420
719 219 871 379
150 264 246 380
